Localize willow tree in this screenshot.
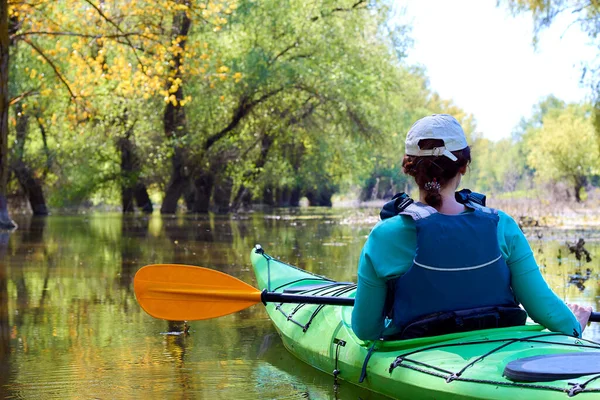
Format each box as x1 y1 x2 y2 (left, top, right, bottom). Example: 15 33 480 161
526 103 598 201
174 0 426 211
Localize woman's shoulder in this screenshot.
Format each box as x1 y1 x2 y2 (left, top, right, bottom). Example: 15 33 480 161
495 209 519 226
494 209 533 252
369 215 416 240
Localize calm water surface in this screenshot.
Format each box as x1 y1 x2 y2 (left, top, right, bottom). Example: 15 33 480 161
0 209 598 399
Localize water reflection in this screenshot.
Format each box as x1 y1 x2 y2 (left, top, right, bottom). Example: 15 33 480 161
0 210 597 399
568 268 592 292
0 228 10 397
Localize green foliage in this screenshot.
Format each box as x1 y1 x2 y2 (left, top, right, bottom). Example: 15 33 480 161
184 0 428 204
526 103 598 192
9 0 598 211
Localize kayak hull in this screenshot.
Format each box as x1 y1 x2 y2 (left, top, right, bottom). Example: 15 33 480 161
250 246 600 399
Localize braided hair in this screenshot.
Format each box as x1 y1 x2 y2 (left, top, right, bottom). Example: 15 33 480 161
402 139 471 208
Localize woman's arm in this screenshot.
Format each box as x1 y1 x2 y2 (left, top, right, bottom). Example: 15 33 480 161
351 217 417 340
351 249 388 340
510 259 582 336
499 212 582 336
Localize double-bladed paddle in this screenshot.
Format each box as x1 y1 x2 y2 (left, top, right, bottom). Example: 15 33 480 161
134 264 353 321
134 264 600 323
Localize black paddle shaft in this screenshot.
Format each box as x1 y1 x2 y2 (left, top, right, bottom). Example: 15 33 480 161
261 290 355 306
259 290 600 324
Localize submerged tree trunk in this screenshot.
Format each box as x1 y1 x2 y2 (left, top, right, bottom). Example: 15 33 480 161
0 1 15 228
12 104 48 215
118 135 135 212
262 186 275 206
574 175 587 203
134 183 153 213
289 186 301 207
190 171 214 213
160 3 191 214
212 174 233 213
306 186 335 207
231 186 253 210
161 147 189 214
117 131 152 214
12 167 48 215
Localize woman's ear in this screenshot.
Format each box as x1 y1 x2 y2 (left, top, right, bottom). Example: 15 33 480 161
459 165 467 175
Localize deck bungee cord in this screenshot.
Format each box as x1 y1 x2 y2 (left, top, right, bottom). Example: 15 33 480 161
274 284 356 332
387 333 600 396
257 245 356 332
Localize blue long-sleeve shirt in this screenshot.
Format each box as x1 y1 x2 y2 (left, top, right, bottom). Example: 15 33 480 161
351 210 581 340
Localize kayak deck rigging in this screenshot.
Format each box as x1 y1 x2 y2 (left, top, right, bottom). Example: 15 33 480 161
389 332 600 396
275 283 356 332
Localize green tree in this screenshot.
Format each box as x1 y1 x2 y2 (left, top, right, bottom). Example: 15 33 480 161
175 0 419 210
526 103 598 201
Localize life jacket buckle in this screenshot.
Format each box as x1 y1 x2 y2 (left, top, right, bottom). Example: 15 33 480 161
396 196 413 213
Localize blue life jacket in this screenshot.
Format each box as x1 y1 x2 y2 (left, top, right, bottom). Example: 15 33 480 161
386 195 521 334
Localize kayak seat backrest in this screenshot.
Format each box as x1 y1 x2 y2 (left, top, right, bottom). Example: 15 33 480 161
384 306 527 340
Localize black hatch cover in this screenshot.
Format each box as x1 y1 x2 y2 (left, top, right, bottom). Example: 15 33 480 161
504 353 600 382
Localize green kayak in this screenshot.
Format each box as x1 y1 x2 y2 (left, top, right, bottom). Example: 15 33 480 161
250 246 600 399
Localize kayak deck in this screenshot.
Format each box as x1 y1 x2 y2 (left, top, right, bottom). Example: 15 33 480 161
250 246 600 399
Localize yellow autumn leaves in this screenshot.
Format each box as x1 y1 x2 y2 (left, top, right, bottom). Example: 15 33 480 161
9 0 242 118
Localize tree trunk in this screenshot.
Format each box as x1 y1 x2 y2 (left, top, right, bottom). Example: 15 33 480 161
574 175 587 203
117 135 135 213
0 1 15 228
361 175 378 201
11 105 48 215
160 3 191 214
190 171 214 213
161 148 188 213
263 186 275 206
12 166 48 215
289 186 301 207
306 187 334 207
117 132 152 214
134 183 153 213
231 185 252 210
212 174 233 213
122 188 135 212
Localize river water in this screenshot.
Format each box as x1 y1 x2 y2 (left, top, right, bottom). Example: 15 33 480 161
0 209 598 399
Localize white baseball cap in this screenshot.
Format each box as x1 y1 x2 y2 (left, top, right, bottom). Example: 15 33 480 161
405 114 468 162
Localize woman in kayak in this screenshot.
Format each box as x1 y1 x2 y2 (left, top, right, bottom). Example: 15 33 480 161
352 114 592 341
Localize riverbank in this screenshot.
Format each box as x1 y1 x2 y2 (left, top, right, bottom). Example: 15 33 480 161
339 197 600 230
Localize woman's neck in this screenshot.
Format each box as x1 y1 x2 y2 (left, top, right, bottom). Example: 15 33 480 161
419 185 465 215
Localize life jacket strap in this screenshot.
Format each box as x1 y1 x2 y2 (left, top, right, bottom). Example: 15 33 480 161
379 189 495 221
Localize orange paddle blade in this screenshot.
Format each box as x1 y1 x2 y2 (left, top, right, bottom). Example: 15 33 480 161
134 264 262 321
